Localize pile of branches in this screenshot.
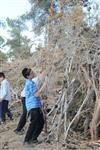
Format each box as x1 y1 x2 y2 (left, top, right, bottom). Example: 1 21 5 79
46 49 100 148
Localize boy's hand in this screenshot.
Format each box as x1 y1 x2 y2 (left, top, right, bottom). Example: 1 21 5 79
34 91 42 97
34 92 47 99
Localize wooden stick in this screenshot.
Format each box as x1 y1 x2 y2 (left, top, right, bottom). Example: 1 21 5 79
65 88 91 140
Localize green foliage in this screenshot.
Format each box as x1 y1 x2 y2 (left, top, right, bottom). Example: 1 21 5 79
6 36 32 59
35 43 43 51
0 51 7 62
69 0 80 5
6 18 32 60
38 0 50 11
6 18 28 32
27 0 50 34
0 36 5 46
0 20 6 28
29 0 50 10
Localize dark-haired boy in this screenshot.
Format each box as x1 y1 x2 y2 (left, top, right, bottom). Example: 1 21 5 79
22 68 44 146
0 72 13 123
14 87 27 134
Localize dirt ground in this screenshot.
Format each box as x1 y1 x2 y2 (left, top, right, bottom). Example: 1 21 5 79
0 110 100 150
0 119 58 150
0 105 65 150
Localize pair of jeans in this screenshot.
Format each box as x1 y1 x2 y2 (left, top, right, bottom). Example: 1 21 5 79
24 108 44 143
1 100 13 122
16 97 27 131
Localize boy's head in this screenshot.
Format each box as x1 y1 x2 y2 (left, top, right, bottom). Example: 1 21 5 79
0 72 5 82
22 68 34 79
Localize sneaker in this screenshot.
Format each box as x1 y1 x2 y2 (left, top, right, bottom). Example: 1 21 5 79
14 129 24 135
10 117 14 121
23 140 42 148
23 141 33 148
32 139 42 144
32 139 38 143
0 121 6 125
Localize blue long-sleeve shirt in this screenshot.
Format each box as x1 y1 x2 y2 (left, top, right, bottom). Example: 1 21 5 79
25 79 42 111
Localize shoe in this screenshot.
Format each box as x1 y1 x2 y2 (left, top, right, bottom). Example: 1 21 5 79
23 141 33 148
0 121 6 125
32 139 38 143
32 139 42 144
10 117 14 121
14 129 24 135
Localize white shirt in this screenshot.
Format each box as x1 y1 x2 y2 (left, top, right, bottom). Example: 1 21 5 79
21 87 25 97
0 79 12 102
32 77 39 87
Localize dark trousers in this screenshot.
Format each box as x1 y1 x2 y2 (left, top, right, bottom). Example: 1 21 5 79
24 108 44 143
16 97 27 131
1 100 13 122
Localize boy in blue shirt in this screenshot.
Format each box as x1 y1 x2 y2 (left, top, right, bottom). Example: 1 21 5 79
22 68 44 146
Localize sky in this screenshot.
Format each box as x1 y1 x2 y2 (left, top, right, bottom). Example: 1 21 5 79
0 0 45 53
0 0 31 19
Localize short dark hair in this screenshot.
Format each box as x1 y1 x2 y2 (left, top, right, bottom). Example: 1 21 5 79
22 68 31 78
0 72 5 78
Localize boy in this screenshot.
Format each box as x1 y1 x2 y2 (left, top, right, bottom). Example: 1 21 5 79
0 72 13 123
14 87 27 134
14 70 48 135
22 68 44 146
